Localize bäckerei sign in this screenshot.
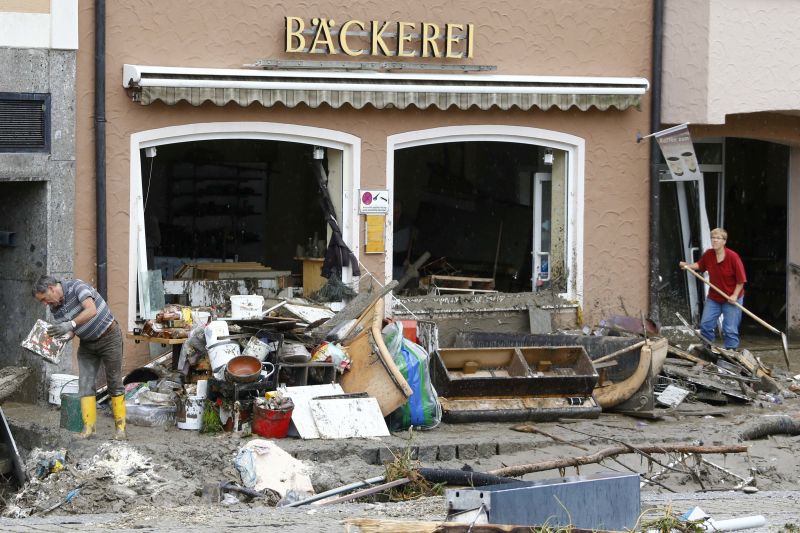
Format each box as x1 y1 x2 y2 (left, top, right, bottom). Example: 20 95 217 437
285 17 475 59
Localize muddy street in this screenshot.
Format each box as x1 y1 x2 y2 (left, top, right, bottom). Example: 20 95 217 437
1 393 798 532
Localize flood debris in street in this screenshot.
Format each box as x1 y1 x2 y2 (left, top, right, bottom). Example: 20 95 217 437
4 442 160 517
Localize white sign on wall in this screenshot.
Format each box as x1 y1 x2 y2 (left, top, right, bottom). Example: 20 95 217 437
358 189 389 214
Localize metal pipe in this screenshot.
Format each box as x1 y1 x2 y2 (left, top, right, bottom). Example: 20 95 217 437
648 0 665 324
95 0 107 298
283 475 386 507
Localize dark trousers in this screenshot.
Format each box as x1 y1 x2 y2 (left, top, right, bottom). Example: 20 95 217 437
78 322 124 397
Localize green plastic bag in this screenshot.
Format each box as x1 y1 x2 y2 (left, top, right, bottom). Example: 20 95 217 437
382 322 441 430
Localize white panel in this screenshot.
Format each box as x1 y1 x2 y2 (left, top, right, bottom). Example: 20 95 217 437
50 0 78 50
0 13 49 48
309 398 390 439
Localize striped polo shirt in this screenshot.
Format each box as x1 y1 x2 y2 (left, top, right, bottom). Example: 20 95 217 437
49 279 114 341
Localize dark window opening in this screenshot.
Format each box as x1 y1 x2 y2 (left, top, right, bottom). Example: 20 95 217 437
140 139 328 282
394 141 565 295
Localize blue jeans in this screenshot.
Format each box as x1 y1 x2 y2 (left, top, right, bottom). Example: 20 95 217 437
699 297 743 349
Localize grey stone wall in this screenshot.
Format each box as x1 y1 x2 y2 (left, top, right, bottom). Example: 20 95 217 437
0 47 77 403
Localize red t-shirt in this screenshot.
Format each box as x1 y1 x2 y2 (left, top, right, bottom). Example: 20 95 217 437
696 248 747 303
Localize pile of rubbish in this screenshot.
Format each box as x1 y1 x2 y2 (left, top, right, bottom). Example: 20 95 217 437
4 443 166 518
118 281 440 439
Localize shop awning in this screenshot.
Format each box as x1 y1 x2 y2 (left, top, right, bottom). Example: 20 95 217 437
123 65 649 112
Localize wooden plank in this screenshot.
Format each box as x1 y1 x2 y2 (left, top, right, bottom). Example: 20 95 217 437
344 517 618 533
125 333 187 345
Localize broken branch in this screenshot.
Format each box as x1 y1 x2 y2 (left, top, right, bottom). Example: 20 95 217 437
486 444 748 478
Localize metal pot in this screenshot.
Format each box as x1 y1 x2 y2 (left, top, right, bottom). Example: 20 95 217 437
224 355 263 383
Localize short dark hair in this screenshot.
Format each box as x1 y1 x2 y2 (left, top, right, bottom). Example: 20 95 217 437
32 275 58 297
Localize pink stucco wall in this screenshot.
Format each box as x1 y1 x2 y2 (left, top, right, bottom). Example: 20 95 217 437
75 1 653 370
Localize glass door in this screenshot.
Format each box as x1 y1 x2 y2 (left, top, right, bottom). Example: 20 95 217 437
532 172 552 290
659 173 716 324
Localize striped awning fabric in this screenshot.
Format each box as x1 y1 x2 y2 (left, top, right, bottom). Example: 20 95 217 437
123 65 649 112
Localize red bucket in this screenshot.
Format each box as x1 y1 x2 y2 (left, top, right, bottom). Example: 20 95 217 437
252 404 294 439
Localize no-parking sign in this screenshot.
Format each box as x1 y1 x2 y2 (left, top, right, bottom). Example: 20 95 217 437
358 189 389 214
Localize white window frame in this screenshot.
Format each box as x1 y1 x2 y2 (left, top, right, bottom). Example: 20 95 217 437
386 125 585 304
127 122 361 331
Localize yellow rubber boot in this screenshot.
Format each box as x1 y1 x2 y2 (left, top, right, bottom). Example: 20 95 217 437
111 395 127 440
79 396 96 438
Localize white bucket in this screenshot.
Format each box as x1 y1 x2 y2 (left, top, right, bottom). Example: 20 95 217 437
230 295 264 319
204 320 230 347
242 336 270 361
49 374 79 406
177 395 204 430
208 341 240 379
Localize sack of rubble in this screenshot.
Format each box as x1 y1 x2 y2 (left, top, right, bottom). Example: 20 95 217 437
381 322 441 431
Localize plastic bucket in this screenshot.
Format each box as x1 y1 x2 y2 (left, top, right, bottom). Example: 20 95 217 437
208 341 241 379
176 395 204 430
230 295 264 319
252 404 293 439
49 374 79 406
204 320 230 346
59 392 84 432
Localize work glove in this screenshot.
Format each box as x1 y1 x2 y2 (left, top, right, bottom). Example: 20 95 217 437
47 321 74 337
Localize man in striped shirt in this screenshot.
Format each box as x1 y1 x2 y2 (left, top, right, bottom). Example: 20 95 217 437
33 275 126 440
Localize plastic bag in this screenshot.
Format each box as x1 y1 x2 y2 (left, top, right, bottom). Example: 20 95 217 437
125 403 177 427
382 322 441 431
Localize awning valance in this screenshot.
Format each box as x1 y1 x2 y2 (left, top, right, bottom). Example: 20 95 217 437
123 65 649 112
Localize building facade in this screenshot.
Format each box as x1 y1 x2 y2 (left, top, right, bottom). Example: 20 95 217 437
4 1 799 394
0 0 78 400
83 1 654 370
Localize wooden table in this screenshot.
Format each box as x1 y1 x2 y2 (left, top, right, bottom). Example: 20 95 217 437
126 333 187 370
294 256 325 296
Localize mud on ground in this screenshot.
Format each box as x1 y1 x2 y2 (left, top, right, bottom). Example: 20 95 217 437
0 395 798 531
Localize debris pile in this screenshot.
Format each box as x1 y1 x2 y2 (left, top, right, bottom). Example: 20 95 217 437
5 443 165 517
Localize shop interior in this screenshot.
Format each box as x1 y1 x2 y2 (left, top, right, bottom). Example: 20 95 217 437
393 141 565 294
140 139 329 284
139 138 565 300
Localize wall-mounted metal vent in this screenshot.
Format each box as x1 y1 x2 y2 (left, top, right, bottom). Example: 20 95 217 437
0 93 50 153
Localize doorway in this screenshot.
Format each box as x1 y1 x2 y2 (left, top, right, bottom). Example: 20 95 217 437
659 138 789 332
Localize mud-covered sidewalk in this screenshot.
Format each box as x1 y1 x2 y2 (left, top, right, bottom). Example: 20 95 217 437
1 396 799 531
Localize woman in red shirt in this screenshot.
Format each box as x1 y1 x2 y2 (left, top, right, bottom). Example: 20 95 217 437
679 228 747 349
